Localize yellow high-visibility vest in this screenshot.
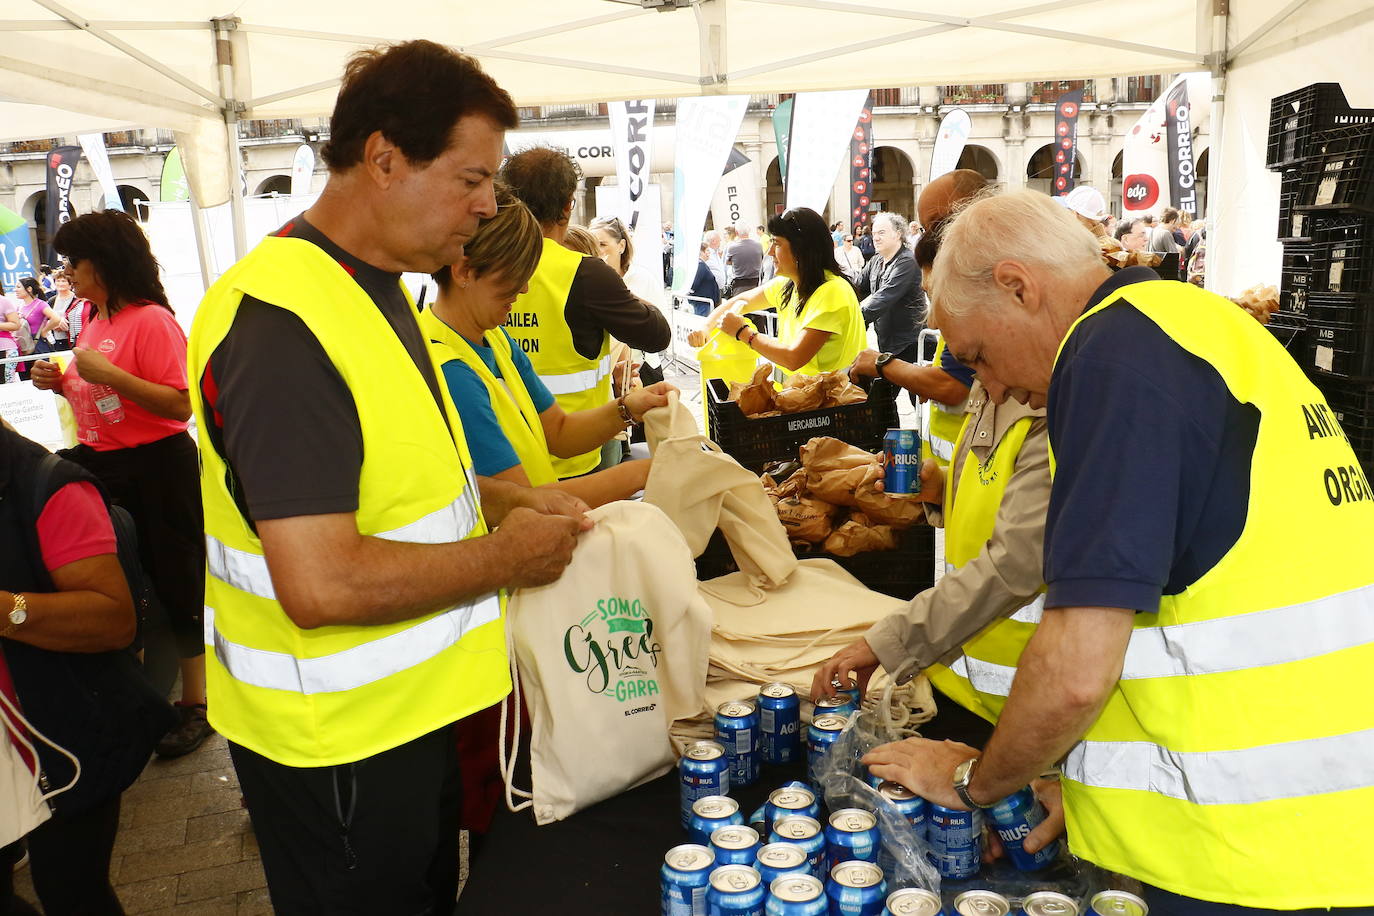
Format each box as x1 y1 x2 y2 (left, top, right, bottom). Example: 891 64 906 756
188 236 508 768
1051 280 1374 907
923 337 969 469
422 310 557 488
924 410 1042 723
503 238 611 479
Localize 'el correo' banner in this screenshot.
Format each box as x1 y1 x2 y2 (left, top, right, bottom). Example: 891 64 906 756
608 99 663 297
1122 73 1212 216
785 90 870 214
710 151 762 240
672 95 748 292
45 146 82 264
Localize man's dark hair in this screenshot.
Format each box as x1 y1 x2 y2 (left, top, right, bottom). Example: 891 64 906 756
54 210 171 316
1161 207 1180 224
322 40 518 171
500 146 583 226
1114 218 1139 242
913 220 946 272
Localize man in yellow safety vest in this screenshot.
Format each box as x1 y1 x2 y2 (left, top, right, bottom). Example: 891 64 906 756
187 42 589 914
498 146 670 479
865 189 1374 912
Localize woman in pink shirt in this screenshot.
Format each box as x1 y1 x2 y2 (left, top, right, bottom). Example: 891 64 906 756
30 210 211 759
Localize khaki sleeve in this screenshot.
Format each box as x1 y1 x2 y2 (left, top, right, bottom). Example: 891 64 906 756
865 418 1051 684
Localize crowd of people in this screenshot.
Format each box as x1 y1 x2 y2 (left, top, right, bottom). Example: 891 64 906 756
1 36 1369 916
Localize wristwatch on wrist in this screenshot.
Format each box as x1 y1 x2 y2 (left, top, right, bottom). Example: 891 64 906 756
952 756 996 810
1 593 28 639
873 351 896 380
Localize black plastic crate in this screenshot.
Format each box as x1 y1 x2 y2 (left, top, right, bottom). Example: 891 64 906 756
1277 170 1312 241
706 376 898 475
1306 293 1374 380
1266 310 1308 356
1280 243 1315 314
694 524 935 601
1268 83 1374 170
1294 126 1374 216
1315 379 1374 470
1307 215 1374 294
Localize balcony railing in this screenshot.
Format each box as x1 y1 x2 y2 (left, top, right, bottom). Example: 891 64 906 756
1029 80 1096 103
871 87 920 108
0 137 63 155
941 84 1006 105
1121 75 1167 103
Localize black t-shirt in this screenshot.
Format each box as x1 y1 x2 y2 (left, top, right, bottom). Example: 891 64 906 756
200 214 448 523
564 256 671 360
1043 267 1258 613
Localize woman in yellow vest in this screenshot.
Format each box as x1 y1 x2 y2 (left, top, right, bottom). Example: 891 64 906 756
693 207 865 380
422 189 674 507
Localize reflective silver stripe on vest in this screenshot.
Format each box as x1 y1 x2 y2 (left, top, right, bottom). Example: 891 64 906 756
929 435 954 461
205 492 480 601
538 354 613 396
1063 728 1374 805
204 594 502 694
1119 582 1374 680
947 655 1017 697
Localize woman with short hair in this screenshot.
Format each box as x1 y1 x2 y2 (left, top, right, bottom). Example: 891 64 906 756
28 210 210 760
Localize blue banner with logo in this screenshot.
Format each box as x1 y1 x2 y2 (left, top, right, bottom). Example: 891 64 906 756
0 203 36 294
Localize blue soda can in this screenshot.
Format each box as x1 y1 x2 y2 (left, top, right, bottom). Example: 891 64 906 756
1020 892 1080 916
954 891 1012 916
863 768 886 790
987 787 1059 871
758 683 802 765
830 676 862 708
661 843 715 916
883 888 942 916
707 864 766 916
764 786 821 834
806 714 847 785
925 804 981 879
690 796 745 846
883 429 920 498
876 781 927 837
769 814 826 876
755 842 811 885
765 873 828 916
1088 892 1148 916
825 809 881 873
716 701 761 787
711 825 762 867
826 861 887 916
813 694 858 718
681 741 731 829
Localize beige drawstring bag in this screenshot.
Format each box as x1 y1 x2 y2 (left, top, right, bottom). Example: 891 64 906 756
500 500 712 824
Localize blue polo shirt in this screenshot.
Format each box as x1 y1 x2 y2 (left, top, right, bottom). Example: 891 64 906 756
438 328 556 478
1043 267 1259 613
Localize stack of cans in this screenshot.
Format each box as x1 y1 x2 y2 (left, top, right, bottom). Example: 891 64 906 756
764 874 827 915
715 701 761 788
688 796 744 846
883 888 941 916
758 683 801 765
826 861 886 915
680 741 730 829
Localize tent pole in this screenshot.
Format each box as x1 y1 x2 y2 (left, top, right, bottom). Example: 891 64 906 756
214 17 248 261
184 177 215 295
1204 0 1228 294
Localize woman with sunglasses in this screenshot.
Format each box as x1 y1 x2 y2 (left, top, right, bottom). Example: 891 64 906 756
695 207 865 378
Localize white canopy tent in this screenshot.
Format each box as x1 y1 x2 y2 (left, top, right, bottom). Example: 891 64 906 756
0 0 1368 294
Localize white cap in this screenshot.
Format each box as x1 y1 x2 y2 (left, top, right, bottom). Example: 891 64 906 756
1064 186 1108 221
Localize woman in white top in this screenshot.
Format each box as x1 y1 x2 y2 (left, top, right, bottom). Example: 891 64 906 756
836 232 866 280
590 216 666 314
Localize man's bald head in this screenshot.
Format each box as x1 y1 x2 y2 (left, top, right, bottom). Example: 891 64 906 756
918 169 989 229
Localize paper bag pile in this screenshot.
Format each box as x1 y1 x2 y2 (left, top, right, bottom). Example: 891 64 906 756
1231 284 1280 324
1099 234 1163 270
728 364 867 418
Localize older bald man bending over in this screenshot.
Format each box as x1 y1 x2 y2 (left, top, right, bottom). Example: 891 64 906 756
863 190 1374 915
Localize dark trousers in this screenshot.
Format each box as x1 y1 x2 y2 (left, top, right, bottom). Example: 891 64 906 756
20 795 124 915
885 342 922 402
728 276 760 297
1144 887 1374 916
230 725 463 916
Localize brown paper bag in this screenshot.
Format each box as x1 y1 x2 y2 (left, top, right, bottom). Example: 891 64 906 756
823 511 898 557
800 437 878 506
821 371 867 407
854 473 924 529
776 495 837 543
732 364 777 417
774 374 827 413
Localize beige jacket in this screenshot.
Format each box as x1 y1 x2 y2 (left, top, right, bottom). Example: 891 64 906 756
866 381 1050 684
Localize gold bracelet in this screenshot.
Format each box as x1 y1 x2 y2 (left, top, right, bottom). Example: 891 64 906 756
616 395 639 427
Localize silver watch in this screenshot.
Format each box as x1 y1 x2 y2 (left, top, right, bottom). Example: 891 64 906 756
952 757 996 809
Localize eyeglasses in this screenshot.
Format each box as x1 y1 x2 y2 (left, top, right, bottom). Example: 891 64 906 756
844 237 853 242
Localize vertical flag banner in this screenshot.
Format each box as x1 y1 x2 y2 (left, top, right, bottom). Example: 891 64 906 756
78 134 122 213
44 146 81 263
290 144 315 197
609 99 663 293
849 93 874 229
929 109 972 182
710 149 762 238
772 97 794 190
1164 80 1199 219
0 204 36 294
160 147 189 202
785 89 870 214
1123 73 1211 216
672 95 748 291
1053 91 1084 196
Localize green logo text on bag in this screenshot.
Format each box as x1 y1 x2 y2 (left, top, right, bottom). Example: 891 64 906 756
564 596 663 706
